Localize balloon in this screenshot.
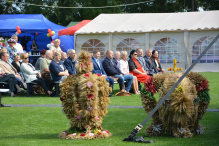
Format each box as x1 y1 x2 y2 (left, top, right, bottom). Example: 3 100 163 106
49 32 53 36
52 31 55 35
48 29 52 33
36 33 38 35
47 33 50 37
16 26 20 30
51 41 54 44
17 30 21 34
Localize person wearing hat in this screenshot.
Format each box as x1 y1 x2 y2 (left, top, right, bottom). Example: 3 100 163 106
35 49 46 70
12 52 22 73
6 38 18 63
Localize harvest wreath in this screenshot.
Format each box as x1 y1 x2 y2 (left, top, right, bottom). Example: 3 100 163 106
58 51 112 140
141 72 210 138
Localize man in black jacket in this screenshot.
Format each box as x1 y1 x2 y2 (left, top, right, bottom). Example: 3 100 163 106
143 49 158 75
102 50 134 92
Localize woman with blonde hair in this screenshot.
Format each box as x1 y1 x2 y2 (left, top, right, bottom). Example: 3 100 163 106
49 51 69 82
49 39 62 52
20 53 53 96
117 51 140 94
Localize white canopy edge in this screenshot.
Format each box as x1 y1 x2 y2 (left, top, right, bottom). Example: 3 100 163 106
75 11 219 34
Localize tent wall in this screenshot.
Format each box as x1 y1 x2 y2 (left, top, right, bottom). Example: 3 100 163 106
75 30 219 72
187 30 219 72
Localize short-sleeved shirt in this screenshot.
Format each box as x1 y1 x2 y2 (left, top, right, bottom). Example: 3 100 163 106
40 58 52 73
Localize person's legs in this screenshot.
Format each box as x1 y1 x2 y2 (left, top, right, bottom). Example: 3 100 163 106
114 75 124 90
132 76 139 94
105 76 114 96
123 74 134 92
32 79 50 94
106 76 114 90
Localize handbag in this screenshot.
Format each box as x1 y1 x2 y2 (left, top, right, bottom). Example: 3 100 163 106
115 84 132 96
42 72 52 82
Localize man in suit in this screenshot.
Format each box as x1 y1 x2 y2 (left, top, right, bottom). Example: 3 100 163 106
64 49 77 75
92 50 114 96
102 50 134 92
0 52 26 88
137 48 149 73
143 49 158 75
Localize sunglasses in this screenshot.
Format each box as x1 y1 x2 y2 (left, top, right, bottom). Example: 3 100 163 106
133 54 137 55
25 57 29 59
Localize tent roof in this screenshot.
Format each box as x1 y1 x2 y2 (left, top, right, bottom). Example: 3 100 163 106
59 20 91 36
67 21 81 27
0 14 66 33
75 11 219 34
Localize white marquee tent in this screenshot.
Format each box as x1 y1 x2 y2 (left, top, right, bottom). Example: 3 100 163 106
74 10 219 72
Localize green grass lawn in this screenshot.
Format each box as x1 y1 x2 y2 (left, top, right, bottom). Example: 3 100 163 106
1 72 219 109
0 72 219 145
0 107 218 146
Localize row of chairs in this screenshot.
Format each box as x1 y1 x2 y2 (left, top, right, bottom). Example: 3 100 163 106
0 81 60 97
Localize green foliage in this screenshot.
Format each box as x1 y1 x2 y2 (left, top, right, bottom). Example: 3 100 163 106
141 88 155 99
198 89 211 103
1 0 218 26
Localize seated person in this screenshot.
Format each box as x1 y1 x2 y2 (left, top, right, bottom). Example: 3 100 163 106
137 48 149 73
102 50 134 93
20 53 52 96
0 48 7 60
31 40 39 51
35 49 46 70
0 52 27 89
117 51 140 94
6 38 17 63
152 50 165 73
61 52 67 63
49 39 62 52
129 50 151 83
143 49 158 75
64 49 77 75
0 66 25 97
40 50 54 86
113 51 120 65
12 52 22 73
91 50 114 96
49 52 69 82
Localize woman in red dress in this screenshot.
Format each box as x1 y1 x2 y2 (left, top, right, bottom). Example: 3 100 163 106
128 50 151 83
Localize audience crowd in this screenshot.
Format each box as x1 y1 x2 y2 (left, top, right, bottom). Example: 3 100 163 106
0 36 164 97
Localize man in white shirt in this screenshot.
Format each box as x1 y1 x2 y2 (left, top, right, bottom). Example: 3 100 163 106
113 51 120 65
11 34 23 53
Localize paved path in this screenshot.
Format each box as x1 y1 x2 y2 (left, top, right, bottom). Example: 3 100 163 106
2 104 219 112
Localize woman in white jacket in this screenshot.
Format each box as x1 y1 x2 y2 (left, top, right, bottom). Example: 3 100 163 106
20 53 52 96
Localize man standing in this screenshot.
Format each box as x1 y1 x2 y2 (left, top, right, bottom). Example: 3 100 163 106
64 49 77 75
92 50 114 96
137 48 149 74
144 49 158 74
11 35 23 53
102 50 133 92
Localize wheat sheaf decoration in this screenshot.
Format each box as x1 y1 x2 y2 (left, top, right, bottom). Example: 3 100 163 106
58 50 112 140
141 72 210 138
